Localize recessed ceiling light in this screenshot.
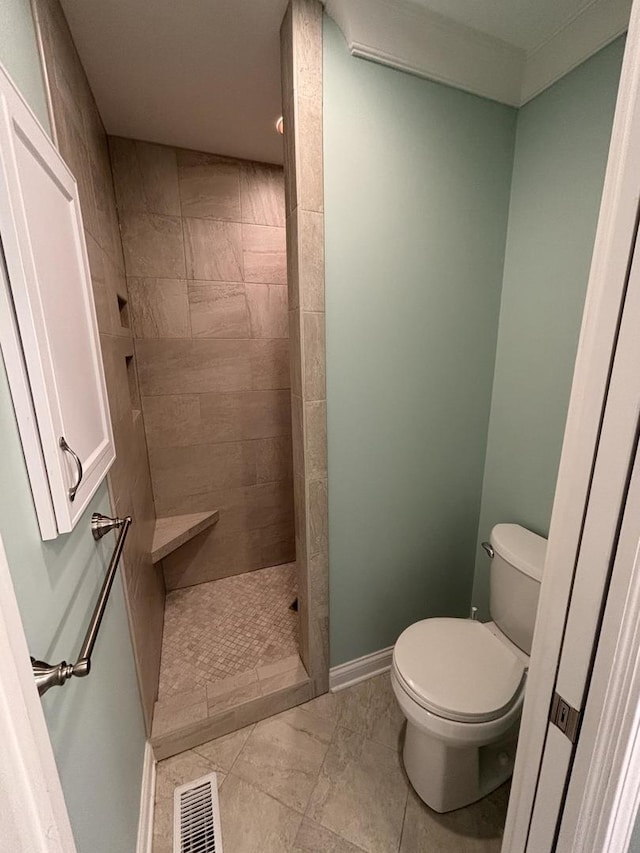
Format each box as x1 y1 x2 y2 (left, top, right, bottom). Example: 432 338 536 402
275 116 284 135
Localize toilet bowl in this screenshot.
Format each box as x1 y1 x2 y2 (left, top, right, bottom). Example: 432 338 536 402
392 524 546 813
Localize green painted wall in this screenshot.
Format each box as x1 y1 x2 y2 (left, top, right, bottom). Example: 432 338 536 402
324 16 517 665
0 5 146 851
0 0 49 129
471 38 625 616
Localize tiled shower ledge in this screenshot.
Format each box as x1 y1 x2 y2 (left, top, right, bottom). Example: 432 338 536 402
151 511 220 564
151 655 311 759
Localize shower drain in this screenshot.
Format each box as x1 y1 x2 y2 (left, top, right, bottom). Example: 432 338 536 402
174 773 223 853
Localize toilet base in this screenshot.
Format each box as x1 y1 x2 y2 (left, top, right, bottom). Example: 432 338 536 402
403 720 519 813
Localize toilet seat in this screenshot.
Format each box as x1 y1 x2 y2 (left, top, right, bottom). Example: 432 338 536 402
393 618 526 724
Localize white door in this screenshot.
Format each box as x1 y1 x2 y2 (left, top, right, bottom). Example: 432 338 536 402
0 530 76 852
504 0 640 847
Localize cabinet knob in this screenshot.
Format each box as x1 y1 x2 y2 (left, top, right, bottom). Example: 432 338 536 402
59 436 83 502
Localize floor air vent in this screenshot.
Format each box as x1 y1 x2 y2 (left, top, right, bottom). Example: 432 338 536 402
173 773 223 853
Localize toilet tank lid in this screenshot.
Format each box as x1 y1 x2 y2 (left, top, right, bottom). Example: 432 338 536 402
490 524 547 582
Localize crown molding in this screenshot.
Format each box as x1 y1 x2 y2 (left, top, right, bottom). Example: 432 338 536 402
324 0 524 106
521 0 631 104
324 0 631 108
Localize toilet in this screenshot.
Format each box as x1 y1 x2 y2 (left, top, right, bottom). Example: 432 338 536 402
391 523 546 813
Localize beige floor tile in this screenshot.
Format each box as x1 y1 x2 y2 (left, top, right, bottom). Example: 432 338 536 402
192 725 255 773
399 784 509 853
307 725 409 853
301 689 342 723
292 818 367 852
218 773 303 852
152 797 173 853
232 705 334 813
337 674 405 751
155 749 218 800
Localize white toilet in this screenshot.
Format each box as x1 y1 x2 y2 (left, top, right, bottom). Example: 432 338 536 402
391 523 546 813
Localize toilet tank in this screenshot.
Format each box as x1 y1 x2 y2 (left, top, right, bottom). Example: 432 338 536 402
489 524 547 655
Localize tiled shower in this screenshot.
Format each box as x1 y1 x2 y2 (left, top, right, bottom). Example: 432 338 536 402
107 139 305 735
34 0 328 758
110 140 295 587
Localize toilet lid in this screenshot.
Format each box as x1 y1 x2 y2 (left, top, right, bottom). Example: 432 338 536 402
393 618 526 723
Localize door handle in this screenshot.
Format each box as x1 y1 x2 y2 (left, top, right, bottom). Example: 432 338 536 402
59 436 83 502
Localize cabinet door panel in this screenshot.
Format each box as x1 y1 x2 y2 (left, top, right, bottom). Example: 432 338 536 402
0 65 114 535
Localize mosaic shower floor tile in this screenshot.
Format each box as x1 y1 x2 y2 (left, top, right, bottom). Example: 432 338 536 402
158 562 299 698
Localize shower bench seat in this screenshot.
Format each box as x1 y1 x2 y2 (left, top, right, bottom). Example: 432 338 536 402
151 511 220 564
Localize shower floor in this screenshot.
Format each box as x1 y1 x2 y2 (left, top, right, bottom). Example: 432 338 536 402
158 562 299 700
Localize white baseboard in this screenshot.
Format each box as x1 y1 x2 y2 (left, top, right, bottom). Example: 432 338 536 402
136 741 156 853
329 646 394 692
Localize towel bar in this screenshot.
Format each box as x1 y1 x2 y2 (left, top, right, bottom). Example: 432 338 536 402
31 513 132 696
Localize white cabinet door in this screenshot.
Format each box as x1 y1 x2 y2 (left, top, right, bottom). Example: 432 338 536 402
0 64 114 537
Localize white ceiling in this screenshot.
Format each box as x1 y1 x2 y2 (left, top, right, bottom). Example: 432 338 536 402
60 0 288 165
404 0 596 51
60 0 625 164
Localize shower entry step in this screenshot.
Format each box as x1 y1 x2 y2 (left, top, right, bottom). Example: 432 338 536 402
151 511 220 564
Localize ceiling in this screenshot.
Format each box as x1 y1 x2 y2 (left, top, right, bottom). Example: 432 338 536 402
404 0 596 52
60 0 288 164
60 0 625 164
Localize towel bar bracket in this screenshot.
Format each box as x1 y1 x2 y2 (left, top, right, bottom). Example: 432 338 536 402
31 513 132 696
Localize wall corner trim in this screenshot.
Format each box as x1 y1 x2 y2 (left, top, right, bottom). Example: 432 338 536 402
324 0 630 107
136 742 156 853
329 646 394 692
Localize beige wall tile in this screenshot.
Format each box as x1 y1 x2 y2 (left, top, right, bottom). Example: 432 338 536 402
298 209 324 311
309 552 328 613
151 679 313 759
246 284 289 339
120 212 186 278
142 394 202 450
289 311 303 396
248 520 296 568
240 162 285 227
280 3 294 102
199 390 292 442
109 136 180 216
304 400 327 479
245 480 296 530
256 436 294 484
128 278 189 338
160 483 295 587
282 90 297 216
178 150 241 221
85 231 113 334
243 224 287 284
296 93 324 214
57 107 100 239
292 0 323 101
136 339 252 395
286 207 299 310
188 282 250 338
302 312 325 401
307 478 328 558
251 339 291 390
149 441 258 502
184 217 243 281
291 393 305 478
293 474 308 563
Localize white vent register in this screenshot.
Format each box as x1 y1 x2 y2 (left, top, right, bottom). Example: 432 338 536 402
174 773 223 853
0 63 114 538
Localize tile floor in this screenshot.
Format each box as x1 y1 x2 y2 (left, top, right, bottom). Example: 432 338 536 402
158 563 299 697
152 673 508 853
